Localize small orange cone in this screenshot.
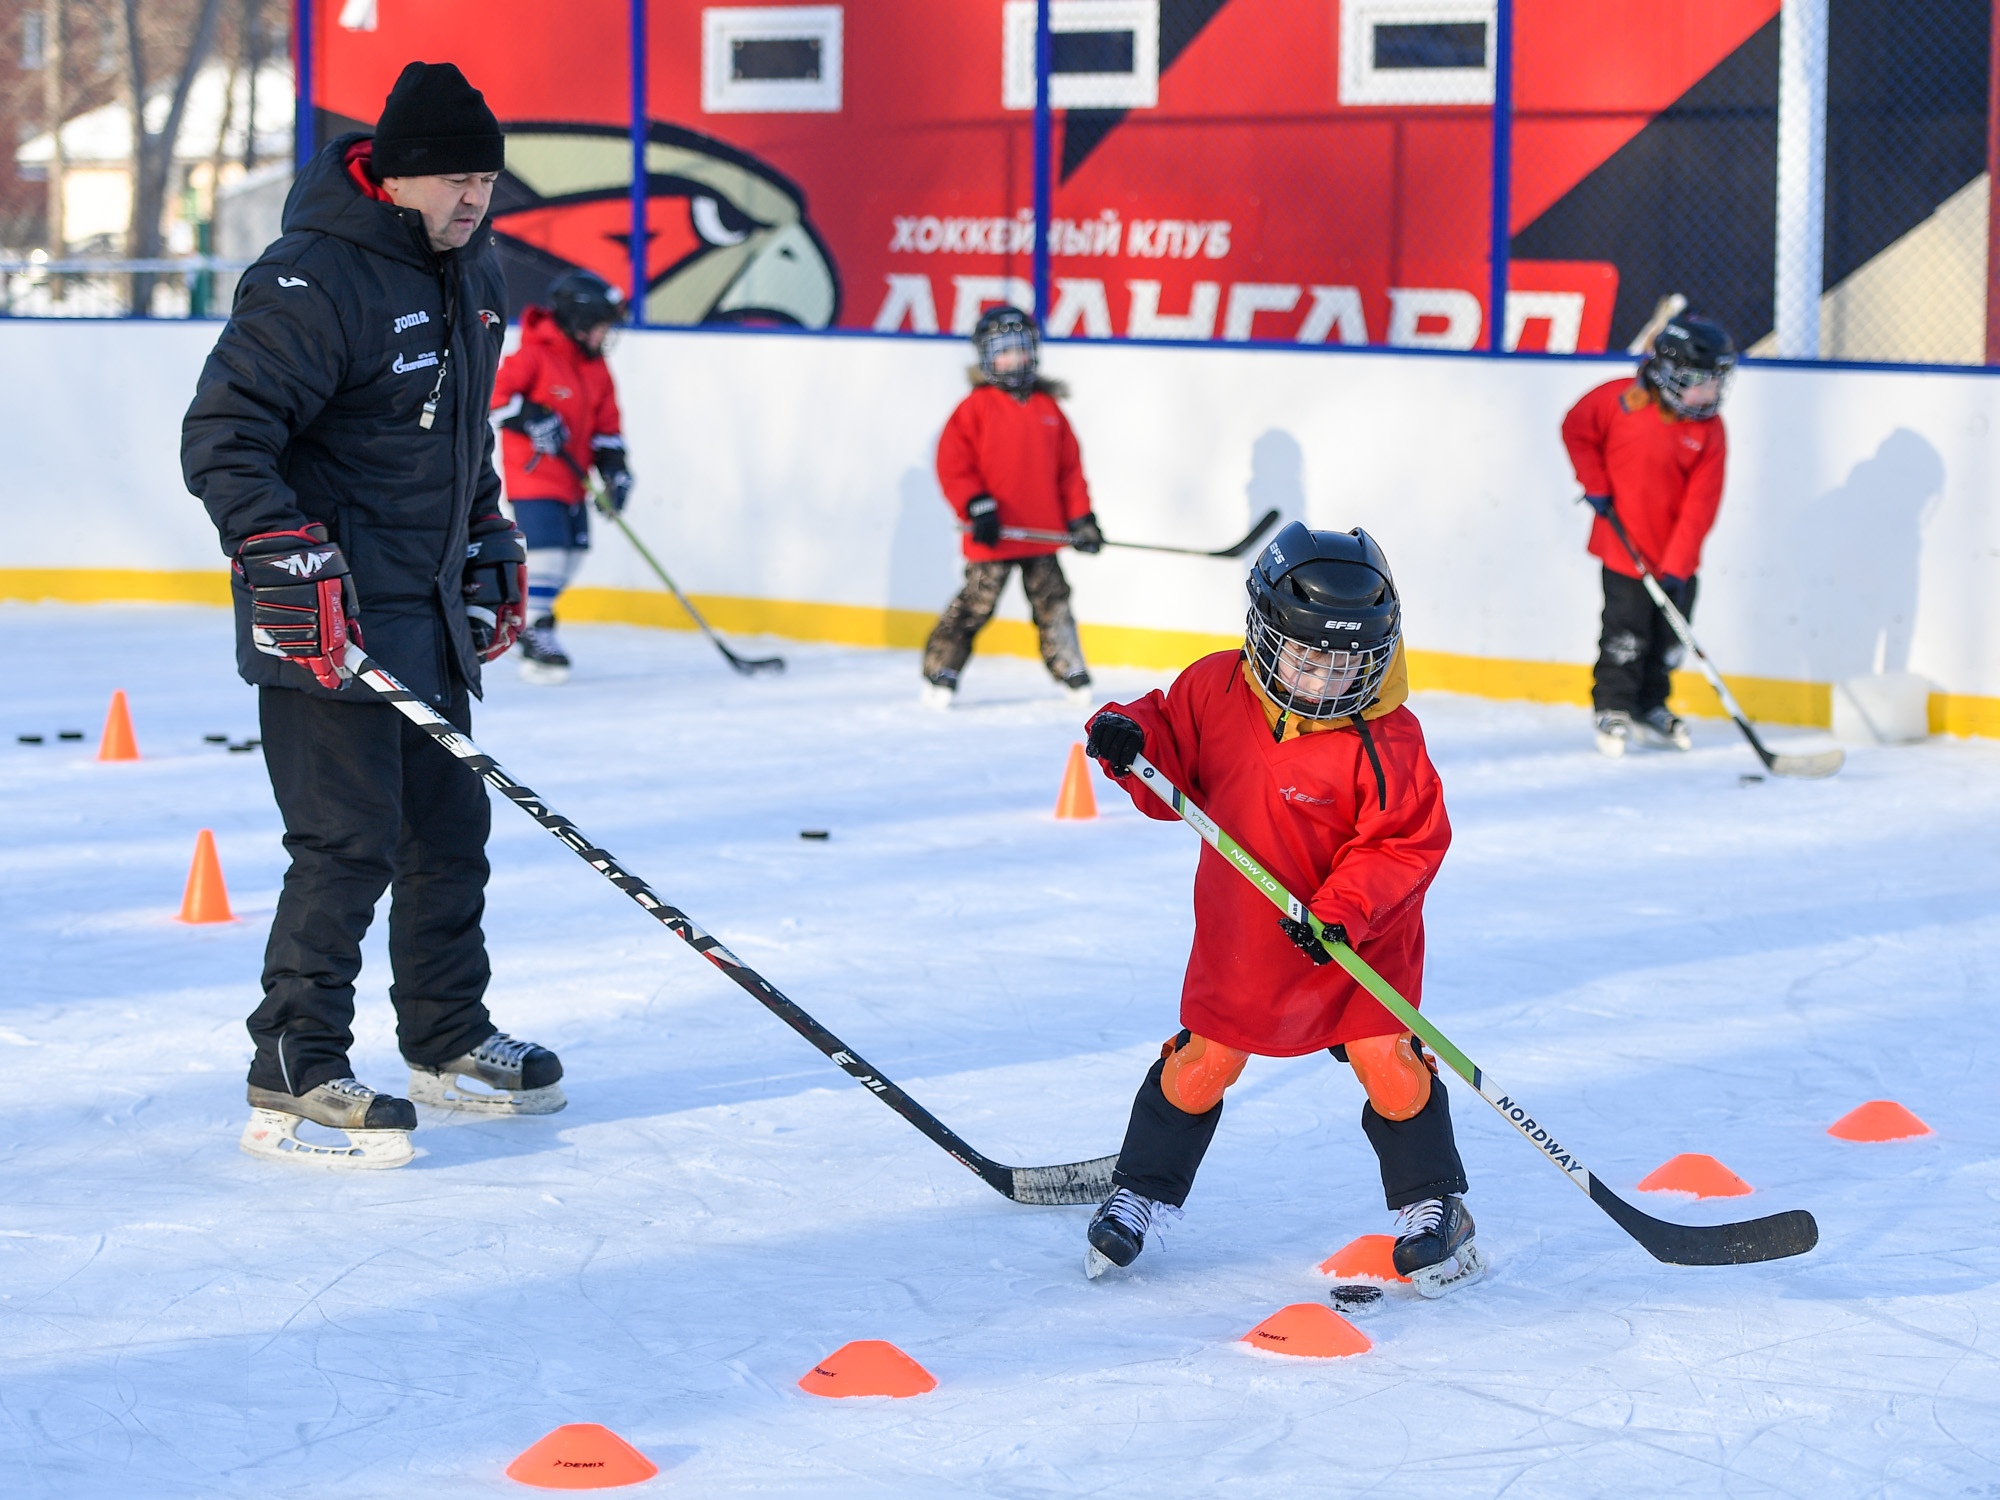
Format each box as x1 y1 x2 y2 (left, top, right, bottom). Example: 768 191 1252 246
98 690 139 761
1054 742 1098 820
798 1339 937 1398
177 829 235 924
1243 1302 1372 1358
1637 1153 1752 1198
1316 1233 1409 1283
505 1423 657 1489
1828 1100 1932 1142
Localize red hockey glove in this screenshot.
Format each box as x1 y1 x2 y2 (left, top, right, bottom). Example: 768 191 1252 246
463 513 529 661
966 495 1001 547
1279 916 1346 965
238 524 359 690
1084 710 1144 777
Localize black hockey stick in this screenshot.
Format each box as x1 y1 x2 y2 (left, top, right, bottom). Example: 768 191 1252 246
555 453 784 675
1127 752 1819 1264
1596 502 1842 779
972 507 1281 559
344 642 1111 1205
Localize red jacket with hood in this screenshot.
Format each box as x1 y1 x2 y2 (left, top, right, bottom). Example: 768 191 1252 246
1561 376 1727 581
492 306 623 504
937 380 1092 563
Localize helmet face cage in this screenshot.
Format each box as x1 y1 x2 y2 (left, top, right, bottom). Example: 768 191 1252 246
974 308 1039 391
1245 608 1397 720
1648 317 1737 419
551 271 628 350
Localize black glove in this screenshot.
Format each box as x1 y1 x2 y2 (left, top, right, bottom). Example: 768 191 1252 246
1657 574 1693 613
1582 493 1613 518
1068 512 1105 554
1084 711 1144 777
967 495 1001 547
594 444 633 513
463 514 528 661
503 400 569 461
238 524 360 690
1279 916 1347 965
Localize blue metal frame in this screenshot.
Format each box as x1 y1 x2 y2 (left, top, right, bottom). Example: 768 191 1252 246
629 0 649 326
1487 0 1512 353
1031 0 1052 322
294 0 314 169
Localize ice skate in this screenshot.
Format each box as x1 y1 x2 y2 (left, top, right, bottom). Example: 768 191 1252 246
1063 672 1094 705
1636 705 1692 751
1392 1194 1485 1298
518 616 571 684
1084 1187 1179 1278
240 1077 418 1168
920 671 958 711
408 1032 566 1115
1594 710 1633 757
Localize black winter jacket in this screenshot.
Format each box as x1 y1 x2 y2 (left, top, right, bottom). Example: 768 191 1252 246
182 133 508 704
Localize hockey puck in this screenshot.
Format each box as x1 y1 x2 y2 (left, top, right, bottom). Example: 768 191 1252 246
1329 1283 1384 1311
17 734 42 744
1738 773 1765 785
204 734 229 744
58 730 83 741
229 739 261 753
800 829 830 841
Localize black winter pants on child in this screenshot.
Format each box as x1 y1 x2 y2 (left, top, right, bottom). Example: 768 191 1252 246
246 684 498 1094
1110 1049 1469 1211
922 554 1088 686
1593 566 1698 716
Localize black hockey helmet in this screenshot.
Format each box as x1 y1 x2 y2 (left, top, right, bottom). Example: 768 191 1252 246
1244 522 1401 720
1645 313 1737 420
972 303 1039 392
549 268 628 348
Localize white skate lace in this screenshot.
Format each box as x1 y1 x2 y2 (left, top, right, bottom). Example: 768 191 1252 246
1099 1188 1182 1240
1395 1197 1444 1240
471 1033 535 1069
321 1077 377 1102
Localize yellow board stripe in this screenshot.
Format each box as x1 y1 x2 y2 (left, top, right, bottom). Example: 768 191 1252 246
9 569 1996 738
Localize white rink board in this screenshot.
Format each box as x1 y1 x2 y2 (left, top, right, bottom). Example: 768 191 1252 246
8 319 1999 695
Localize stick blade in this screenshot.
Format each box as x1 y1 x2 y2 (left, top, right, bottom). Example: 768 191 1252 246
1218 508 1283 557
1767 747 1844 779
727 654 787 675
1006 1154 1118 1206
1591 1179 1819 1264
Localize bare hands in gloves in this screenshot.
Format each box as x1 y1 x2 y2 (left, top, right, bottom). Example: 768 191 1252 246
967 495 1001 547
463 514 529 661
1084 710 1144 777
1068 512 1105 554
504 400 570 462
595 446 634 513
1279 916 1347 965
238 524 360 689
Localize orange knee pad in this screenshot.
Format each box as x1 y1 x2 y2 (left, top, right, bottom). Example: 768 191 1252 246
1159 1032 1250 1114
1346 1031 1432 1121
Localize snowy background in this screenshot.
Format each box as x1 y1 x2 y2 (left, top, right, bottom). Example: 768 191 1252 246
3 604 1997 1496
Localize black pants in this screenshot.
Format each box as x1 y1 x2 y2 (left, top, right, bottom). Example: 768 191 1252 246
1110 1052 1468 1211
247 685 496 1094
922 555 1087 685
1593 567 1697 716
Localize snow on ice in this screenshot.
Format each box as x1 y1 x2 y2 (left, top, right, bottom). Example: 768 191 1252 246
2 604 1998 1496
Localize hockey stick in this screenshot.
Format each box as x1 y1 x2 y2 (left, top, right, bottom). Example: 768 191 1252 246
966 507 1281 559
1596 503 1841 779
552 453 784 675
1124 752 1819 1265
344 642 1112 1205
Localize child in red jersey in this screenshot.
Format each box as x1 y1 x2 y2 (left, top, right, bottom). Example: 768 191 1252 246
1561 313 1737 756
492 269 631 684
921 305 1103 707
1078 524 1482 1297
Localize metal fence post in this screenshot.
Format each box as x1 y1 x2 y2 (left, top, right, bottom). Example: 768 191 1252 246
1487 0 1512 352
1031 0 1052 325
1774 0 1828 358
630 0 649 326
1986 0 2000 364
294 0 314 170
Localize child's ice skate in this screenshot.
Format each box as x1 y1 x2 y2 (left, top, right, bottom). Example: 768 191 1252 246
1085 1187 1179 1278
240 1077 418 1168
1392 1194 1486 1298
518 616 571 684
407 1032 566 1115
1594 710 1633 757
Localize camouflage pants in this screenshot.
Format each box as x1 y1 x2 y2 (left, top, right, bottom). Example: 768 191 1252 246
922 554 1087 685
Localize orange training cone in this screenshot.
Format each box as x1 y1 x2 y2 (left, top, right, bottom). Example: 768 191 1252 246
798 1339 937 1398
98 689 139 761
1637 1153 1752 1198
1317 1233 1409 1283
1243 1302 1372 1358
1828 1100 1932 1142
178 829 235 924
505 1424 658 1489
1054 742 1098 820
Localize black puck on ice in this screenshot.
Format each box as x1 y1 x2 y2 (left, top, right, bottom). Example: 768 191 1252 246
800 829 830 841
1329 1283 1385 1311
58 730 83 741
204 734 229 744
229 739 261 753
1738 773 1765 785
17 734 42 744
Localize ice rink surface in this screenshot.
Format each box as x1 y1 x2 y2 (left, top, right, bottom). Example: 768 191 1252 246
3 604 1998 1498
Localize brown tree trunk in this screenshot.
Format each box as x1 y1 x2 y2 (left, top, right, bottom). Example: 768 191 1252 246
42 0 65 256
118 0 225 316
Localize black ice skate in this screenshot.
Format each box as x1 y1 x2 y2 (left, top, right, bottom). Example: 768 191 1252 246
1392 1194 1486 1298
241 1077 418 1169
408 1032 567 1115
920 669 958 711
1594 709 1633 758
1636 705 1693 751
518 616 571 685
1085 1187 1179 1278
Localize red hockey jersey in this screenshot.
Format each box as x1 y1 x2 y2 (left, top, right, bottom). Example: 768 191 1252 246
1561 377 1727 581
1096 650 1451 1057
936 381 1092 563
491 307 623 504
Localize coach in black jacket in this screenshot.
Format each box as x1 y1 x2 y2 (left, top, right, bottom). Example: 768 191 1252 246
183 62 564 1156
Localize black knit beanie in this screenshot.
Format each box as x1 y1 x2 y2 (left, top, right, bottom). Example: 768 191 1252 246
373 61 503 177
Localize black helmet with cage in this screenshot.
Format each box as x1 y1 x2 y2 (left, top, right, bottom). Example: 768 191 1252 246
972 304 1039 392
1645 313 1737 420
1243 522 1401 721
548 268 628 351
